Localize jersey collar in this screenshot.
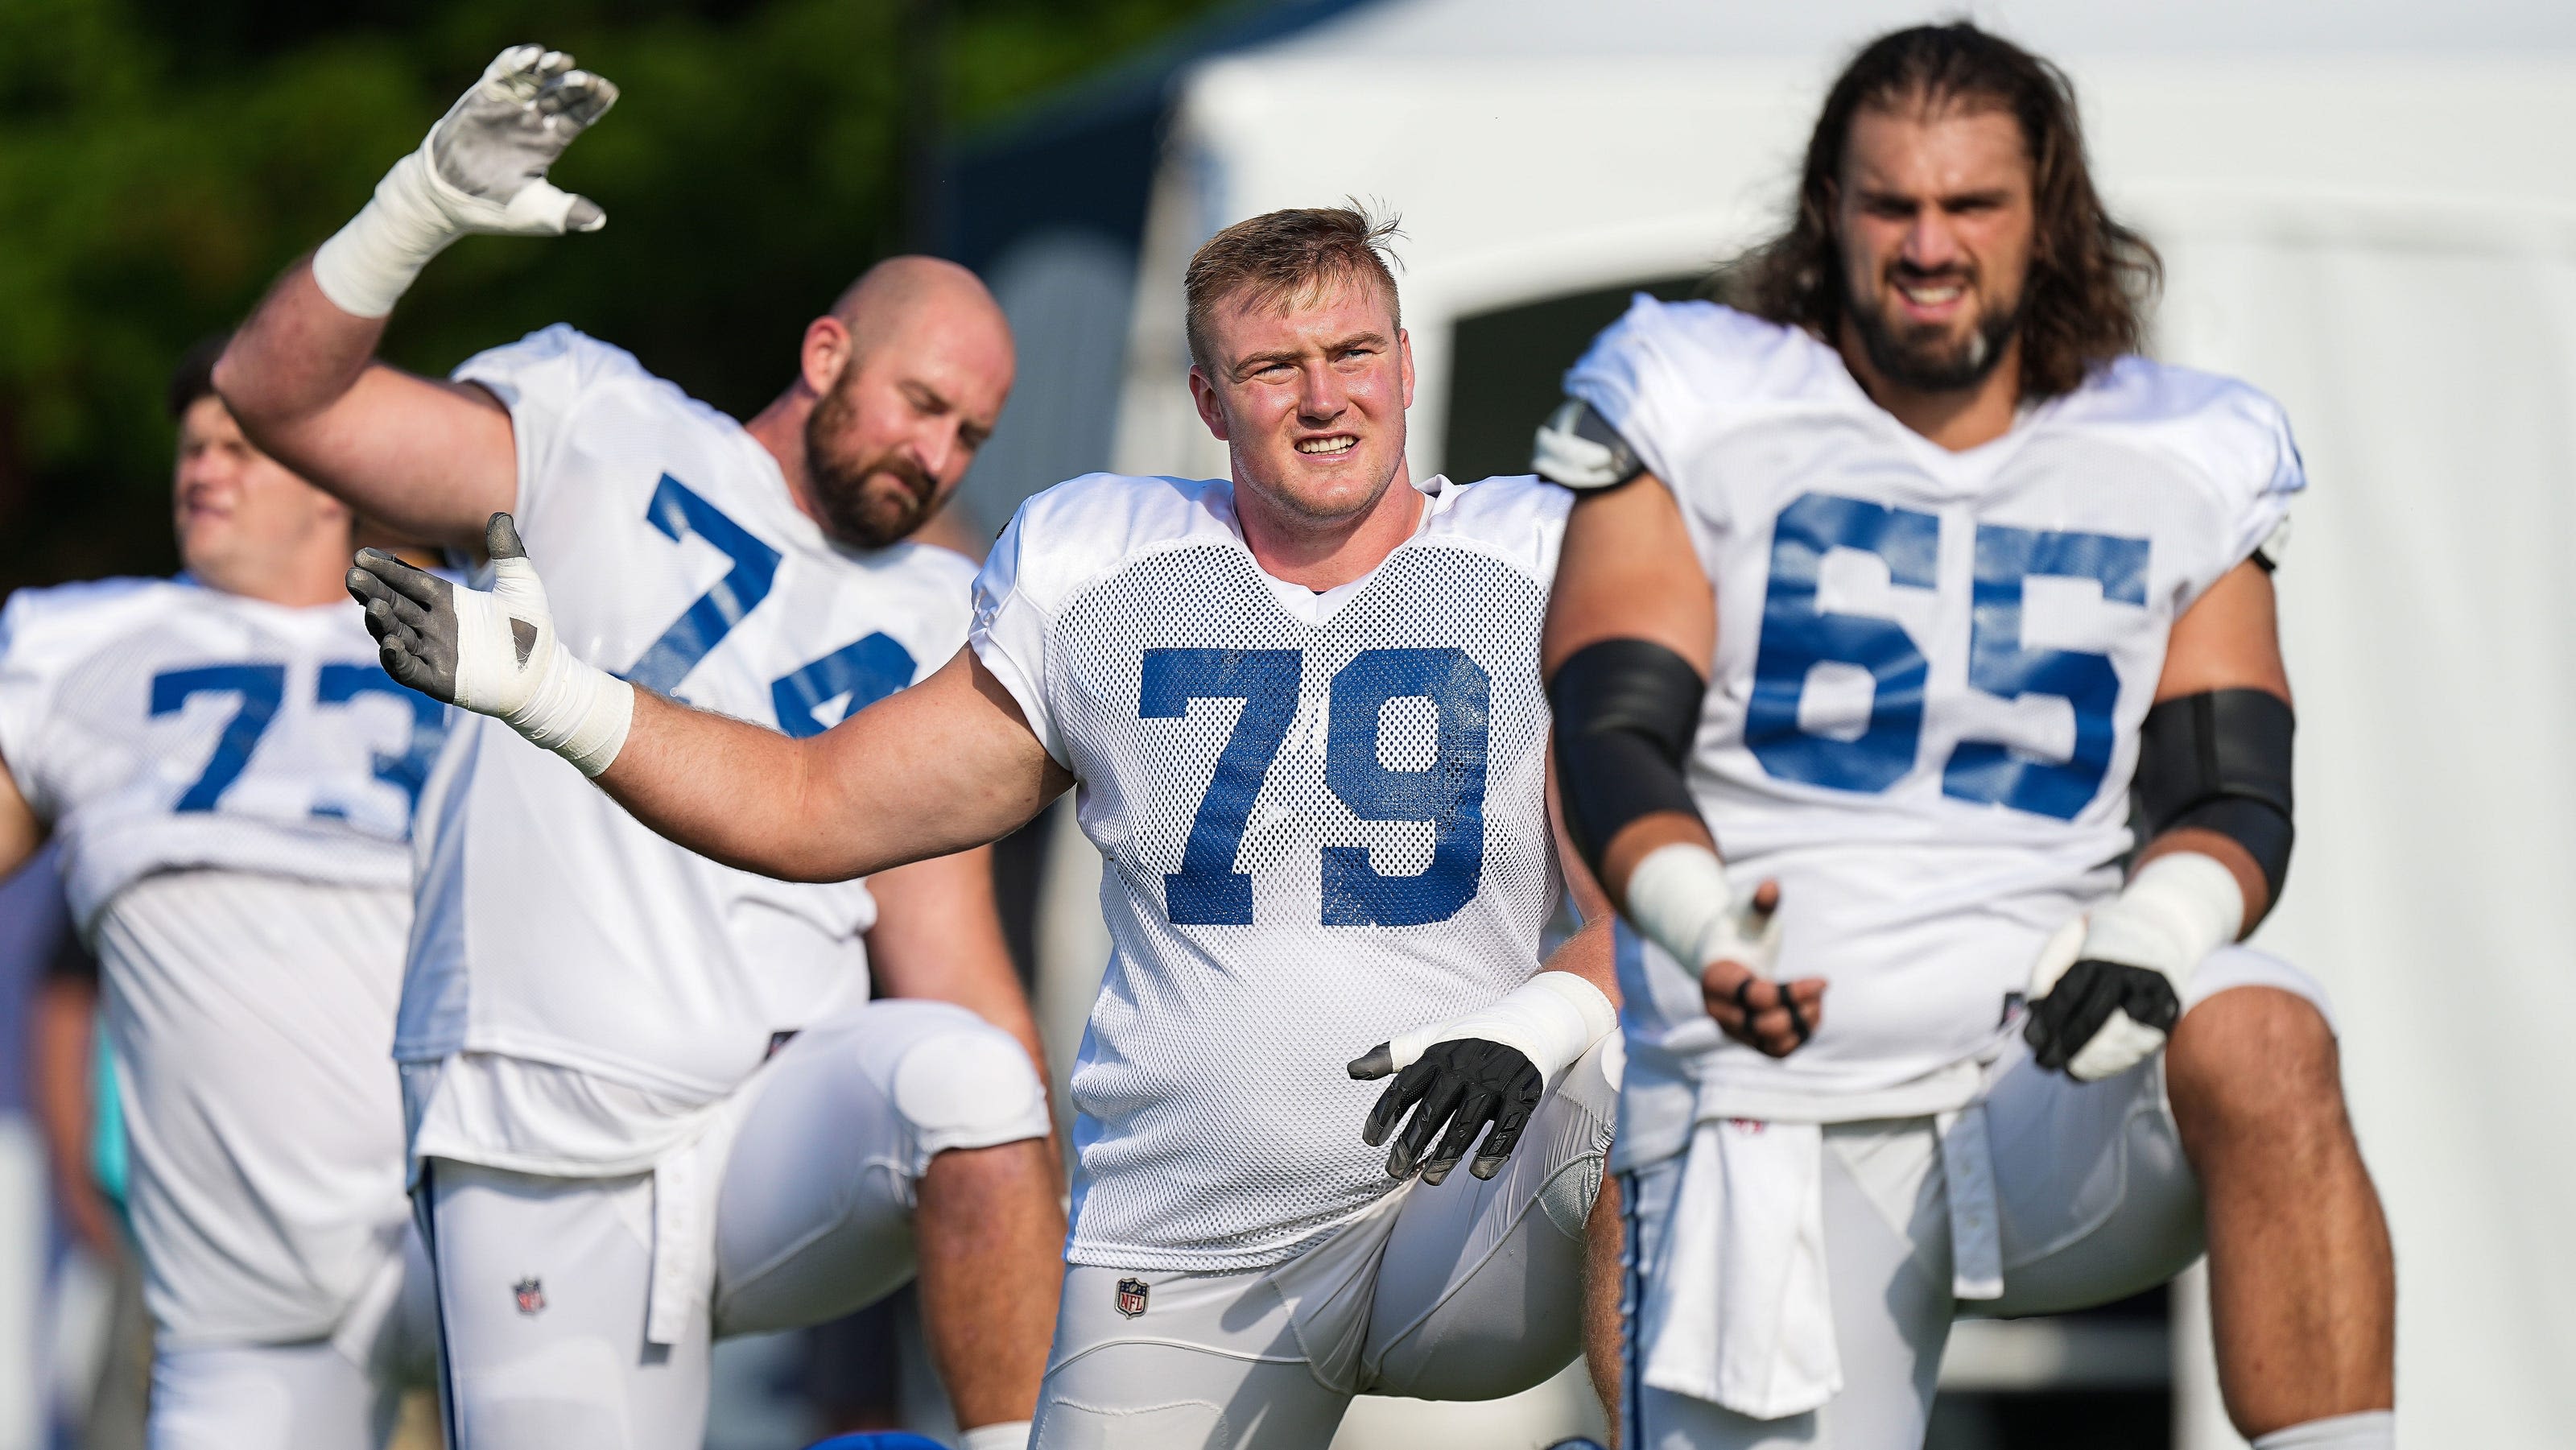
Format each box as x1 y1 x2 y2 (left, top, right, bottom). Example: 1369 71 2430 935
1241 473 1453 627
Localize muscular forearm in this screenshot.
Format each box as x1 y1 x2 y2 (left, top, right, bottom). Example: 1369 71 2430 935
866 849 1054 1103
216 259 386 436
221 47 618 543
597 690 919 882
217 264 514 547
1541 912 1618 1004
598 655 1063 885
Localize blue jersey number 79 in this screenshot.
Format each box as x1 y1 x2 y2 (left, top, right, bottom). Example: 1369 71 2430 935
1142 646 1491 927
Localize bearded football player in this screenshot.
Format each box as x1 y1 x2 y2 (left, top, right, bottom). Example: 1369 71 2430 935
343 204 1629 1449
216 48 1062 1450
1536 23 2396 1450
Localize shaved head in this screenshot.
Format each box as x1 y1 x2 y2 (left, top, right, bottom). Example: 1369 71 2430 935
798 255 1015 548
829 255 1009 359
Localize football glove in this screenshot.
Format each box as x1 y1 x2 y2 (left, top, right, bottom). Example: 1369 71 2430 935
2025 852 2244 1080
1348 972 1615 1185
346 513 633 776
313 44 618 317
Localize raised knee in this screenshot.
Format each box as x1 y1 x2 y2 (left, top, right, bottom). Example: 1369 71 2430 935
2169 985 2344 1135
891 1026 1050 1166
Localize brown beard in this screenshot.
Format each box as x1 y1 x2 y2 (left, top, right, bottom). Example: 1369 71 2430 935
1845 262 2025 393
803 381 939 550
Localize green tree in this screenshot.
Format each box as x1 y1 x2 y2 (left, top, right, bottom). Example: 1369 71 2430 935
0 0 1222 590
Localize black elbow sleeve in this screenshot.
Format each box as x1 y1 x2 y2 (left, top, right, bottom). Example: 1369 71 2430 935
2135 688 2296 904
1547 638 1708 879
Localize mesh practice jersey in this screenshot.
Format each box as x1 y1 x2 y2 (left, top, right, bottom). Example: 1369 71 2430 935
0 579 437 1344
402 327 974 1166
973 471 1568 1270
1565 299 2302 1155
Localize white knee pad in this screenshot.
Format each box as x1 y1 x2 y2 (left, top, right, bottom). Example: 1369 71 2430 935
890 1027 1050 1164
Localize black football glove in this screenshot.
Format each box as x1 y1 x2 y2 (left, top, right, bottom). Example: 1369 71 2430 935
1350 1038 1542 1186
2024 957 2182 1078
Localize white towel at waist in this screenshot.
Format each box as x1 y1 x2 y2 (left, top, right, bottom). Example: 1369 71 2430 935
1636 1107 2005 1419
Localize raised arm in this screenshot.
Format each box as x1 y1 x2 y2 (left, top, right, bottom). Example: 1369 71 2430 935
349 514 1068 883
214 47 617 548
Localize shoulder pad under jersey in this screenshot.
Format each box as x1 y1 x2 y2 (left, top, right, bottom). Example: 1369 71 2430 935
1532 399 1645 491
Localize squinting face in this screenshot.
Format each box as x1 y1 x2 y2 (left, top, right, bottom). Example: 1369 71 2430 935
1834 101 2037 393
803 313 1012 549
1190 273 1414 527
172 396 347 580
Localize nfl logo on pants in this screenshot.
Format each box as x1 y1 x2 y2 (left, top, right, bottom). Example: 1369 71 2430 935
1115 1277 1150 1319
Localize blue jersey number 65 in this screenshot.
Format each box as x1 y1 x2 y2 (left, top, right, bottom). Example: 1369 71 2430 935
1746 490 2148 820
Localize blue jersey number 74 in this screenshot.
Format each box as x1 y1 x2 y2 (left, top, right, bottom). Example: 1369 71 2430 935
622 474 917 734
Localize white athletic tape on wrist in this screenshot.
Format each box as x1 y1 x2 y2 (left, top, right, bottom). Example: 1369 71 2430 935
312 151 460 317
452 555 634 776
1624 841 1781 978
2041 851 2244 1080
2081 850 2244 987
1382 972 1616 1092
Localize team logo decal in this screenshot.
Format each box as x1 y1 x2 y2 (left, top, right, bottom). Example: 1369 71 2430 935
1115 1277 1150 1319
514 1277 547 1316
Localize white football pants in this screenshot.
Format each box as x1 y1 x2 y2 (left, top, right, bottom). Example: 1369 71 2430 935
1029 1034 1619 1450
1623 948 2333 1450
147 1226 437 1450
418 999 1051 1450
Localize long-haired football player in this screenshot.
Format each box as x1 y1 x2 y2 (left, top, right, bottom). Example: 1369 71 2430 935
216 48 1062 1450
1536 23 2395 1450
348 204 1631 1448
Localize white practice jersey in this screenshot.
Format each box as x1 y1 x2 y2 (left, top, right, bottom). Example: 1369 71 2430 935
402 326 975 1172
1565 299 2302 1157
973 472 1567 1270
0 579 438 1345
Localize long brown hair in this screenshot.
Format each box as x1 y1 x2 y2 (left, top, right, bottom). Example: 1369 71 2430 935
1724 23 2161 399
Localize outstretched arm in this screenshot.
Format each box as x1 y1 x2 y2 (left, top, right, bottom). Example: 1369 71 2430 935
349 514 1069 883
605 650 1068 881
216 46 617 547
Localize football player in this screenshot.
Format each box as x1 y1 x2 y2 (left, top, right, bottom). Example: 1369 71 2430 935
1535 23 2396 1450
213 48 1062 1450
0 341 441 1449
347 204 1626 1449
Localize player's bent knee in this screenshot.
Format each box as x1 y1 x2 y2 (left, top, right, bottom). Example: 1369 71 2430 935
890 1026 1050 1167
2169 985 2347 1137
